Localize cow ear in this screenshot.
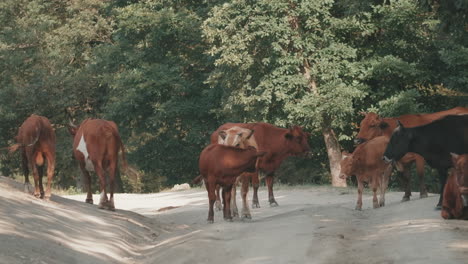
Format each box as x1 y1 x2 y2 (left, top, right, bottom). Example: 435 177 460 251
451 153 459 165
218 130 227 140
246 129 254 139
379 121 389 129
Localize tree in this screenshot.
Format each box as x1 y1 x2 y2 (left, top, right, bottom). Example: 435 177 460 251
203 0 367 186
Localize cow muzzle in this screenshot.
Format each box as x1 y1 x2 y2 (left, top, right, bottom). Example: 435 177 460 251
339 174 346 180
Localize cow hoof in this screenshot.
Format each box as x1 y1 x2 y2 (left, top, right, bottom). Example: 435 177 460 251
379 202 385 207
401 196 410 202
420 193 428 199
207 219 214 224
435 204 442 210
232 209 239 218
85 199 94 204
23 184 33 194
373 204 380 209
242 214 252 220
355 206 362 211
224 217 233 222
269 201 279 207
252 202 260 208
33 192 41 198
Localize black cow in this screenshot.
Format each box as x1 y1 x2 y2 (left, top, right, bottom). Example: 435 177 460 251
383 115 468 209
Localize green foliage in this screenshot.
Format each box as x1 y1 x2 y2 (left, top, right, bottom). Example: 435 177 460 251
0 0 466 193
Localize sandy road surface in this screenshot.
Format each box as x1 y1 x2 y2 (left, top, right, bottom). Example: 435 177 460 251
1 176 467 264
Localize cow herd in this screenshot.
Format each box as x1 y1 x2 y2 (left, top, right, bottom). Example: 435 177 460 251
5 106 468 222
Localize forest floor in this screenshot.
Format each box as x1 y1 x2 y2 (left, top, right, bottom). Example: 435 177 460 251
0 176 467 264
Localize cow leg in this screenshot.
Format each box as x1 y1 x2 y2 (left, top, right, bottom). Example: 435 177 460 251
436 168 448 210
21 150 32 194
355 181 363 210
215 185 222 211
372 181 380 209
241 175 252 219
79 163 93 204
28 155 41 198
266 174 278 207
37 165 45 199
44 151 55 199
223 185 233 221
95 163 109 210
251 172 260 208
380 166 391 207
106 162 117 211
205 180 216 223
400 167 411 202
230 179 239 218
415 157 428 198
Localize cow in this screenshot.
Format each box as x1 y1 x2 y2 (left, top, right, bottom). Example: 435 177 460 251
339 136 393 210
68 118 127 211
383 114 468 209
441 153 468 220
355 107 468 202
8 114 56 199
198 144 265 223
211 122 310 207
214 126 257 219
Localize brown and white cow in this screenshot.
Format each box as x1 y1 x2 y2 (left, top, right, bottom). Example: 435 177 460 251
68 118 127 211
441 153 468 220
214 126 257 219
355 107 468 205
9 114 56 199
339 136 393 210
211 122 310 207
198 144 265 223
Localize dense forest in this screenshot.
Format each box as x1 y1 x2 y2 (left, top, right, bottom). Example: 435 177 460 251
0 0 467 193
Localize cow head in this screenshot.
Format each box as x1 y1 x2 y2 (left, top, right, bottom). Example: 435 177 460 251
339 151 353 179
451 153 468 207
284 126 310 155
218 127 255 148
355 112 389 145
383 120 412 163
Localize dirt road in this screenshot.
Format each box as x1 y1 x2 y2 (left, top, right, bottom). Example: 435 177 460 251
0 176 467 264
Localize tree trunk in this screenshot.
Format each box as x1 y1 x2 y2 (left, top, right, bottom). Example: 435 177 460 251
322 125 347 187
301 60 345 187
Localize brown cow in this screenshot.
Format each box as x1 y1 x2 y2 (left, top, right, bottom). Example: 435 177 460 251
198 144 265 223
9 114 56 199
441 153 468 220
355 107 468 206
68 118 127 211
211 123 310 207
215 126 257 219
339 136 393 210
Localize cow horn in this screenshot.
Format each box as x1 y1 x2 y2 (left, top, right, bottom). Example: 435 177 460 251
69 118 77 128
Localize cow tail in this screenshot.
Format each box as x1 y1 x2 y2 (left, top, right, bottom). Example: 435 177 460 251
117 135 128 172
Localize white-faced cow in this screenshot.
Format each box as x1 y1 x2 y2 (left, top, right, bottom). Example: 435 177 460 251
383 115 468 209
68 118 127 211
215 126 257 219
211 122 310 207
355 107 468 203
9 114 56 199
